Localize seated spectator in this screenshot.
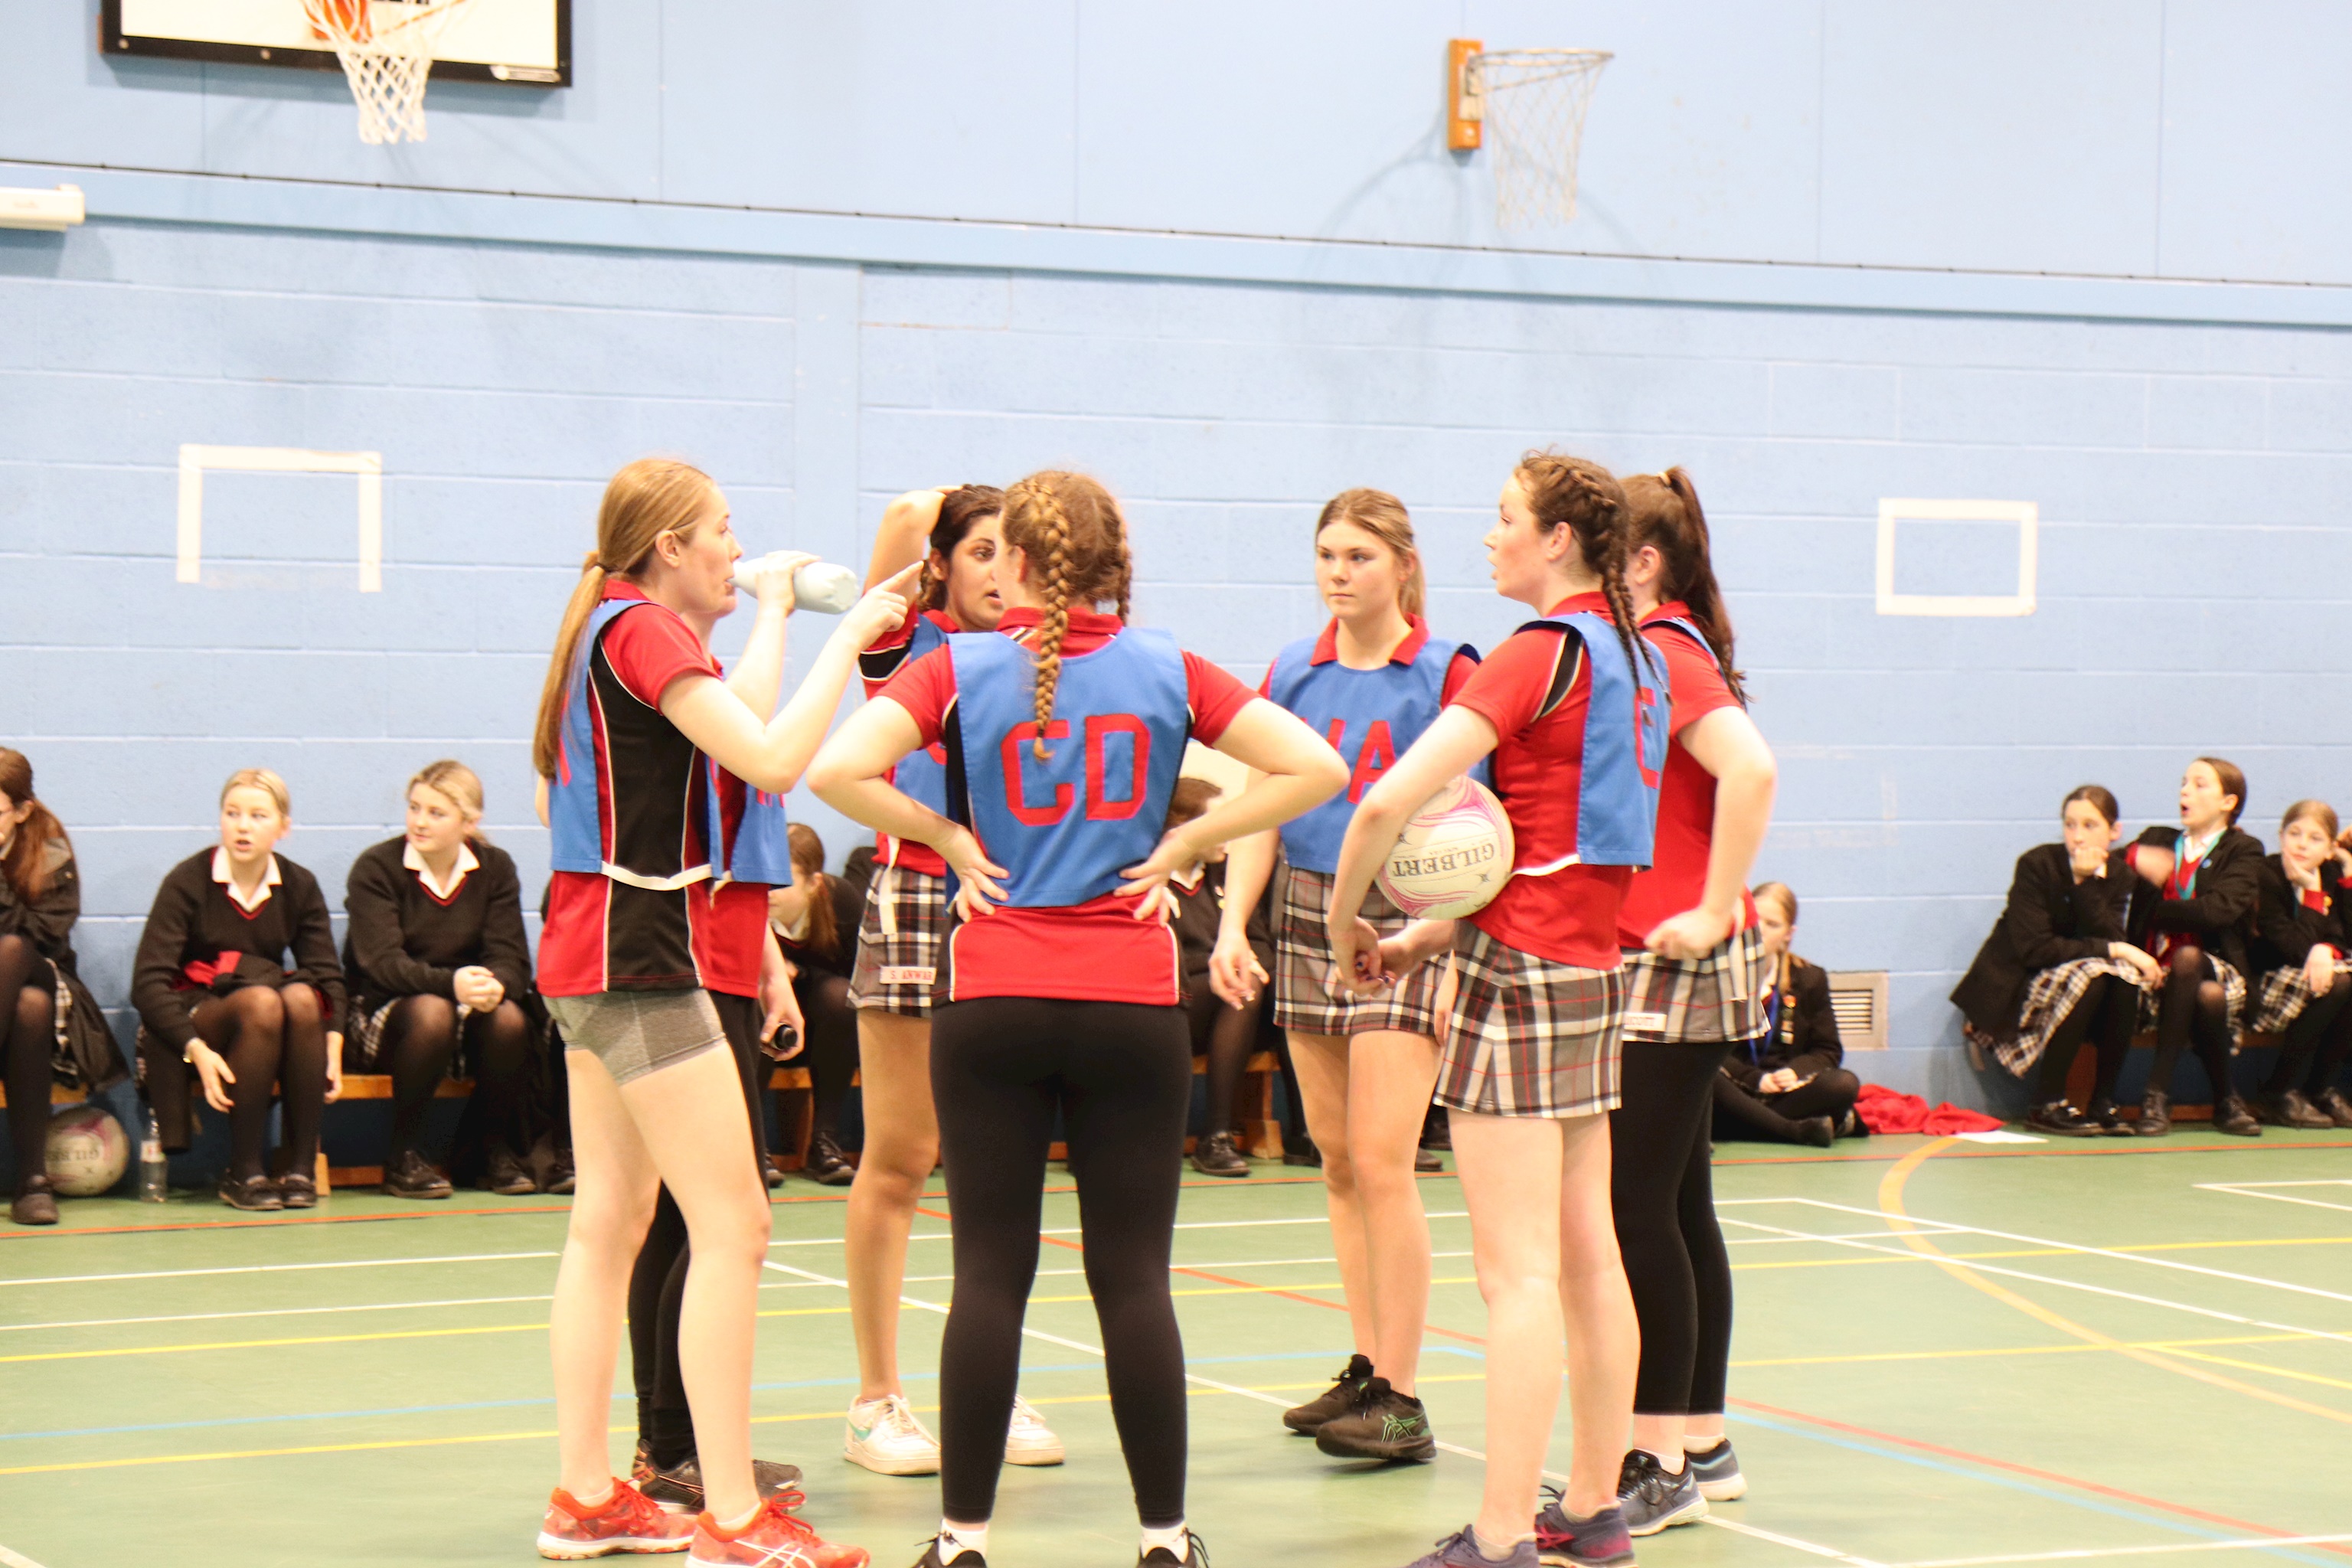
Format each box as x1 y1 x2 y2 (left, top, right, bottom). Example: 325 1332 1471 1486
1713 883 1860 1146
2243 799 2352 1129
2 747 126 1226
768 823 864 1185
1167 776 1274 1178
133 769 345 1211
342 761 537 1199
1952 785 2158 1136
2124 756 2262 1137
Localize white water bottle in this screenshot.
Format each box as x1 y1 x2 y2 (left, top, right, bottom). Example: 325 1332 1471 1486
137 1112 168 1203
733 554 861 614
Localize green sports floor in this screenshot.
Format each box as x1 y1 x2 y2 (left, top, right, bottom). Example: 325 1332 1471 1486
5 1131 2351 1568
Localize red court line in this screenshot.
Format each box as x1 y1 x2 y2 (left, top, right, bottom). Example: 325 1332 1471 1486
1713 1138 2346 1168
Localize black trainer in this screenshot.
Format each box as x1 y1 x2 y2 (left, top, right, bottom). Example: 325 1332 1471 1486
638 1452 805 1513
2023 1099 2099 1137
1282 1353 1373 1433
1614 1448 1708 1535
804 1129 856 1186
384 1148 452 1200
1314 1376 1435 1462
1139 1529 1210 1567
913 1537 985 1568
1191 1130 1249 1178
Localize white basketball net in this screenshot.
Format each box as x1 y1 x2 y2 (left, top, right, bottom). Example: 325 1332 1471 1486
301 0 477 145
1468 49 1612 229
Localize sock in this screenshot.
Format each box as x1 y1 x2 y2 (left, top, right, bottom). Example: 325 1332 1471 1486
939 1520 989 1560
1685 1435 1727 1455
1470 1525 1532 1561
648 1406 695 1471
1641 1444 1686 1475
571 1480 616 1511
1139 1521 1189 1560
718 1501 760 1533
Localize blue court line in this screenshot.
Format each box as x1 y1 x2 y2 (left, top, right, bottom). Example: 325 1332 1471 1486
1726 1409 2344 1568
0 1350 1367 1445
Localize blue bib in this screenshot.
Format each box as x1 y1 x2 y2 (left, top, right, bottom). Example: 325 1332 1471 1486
708 769 795 888
1643 615 1730 687
890 615 955 824
549 599 707 884
947 628 1190 906
1511 611 1670 871
1265 629 1477 874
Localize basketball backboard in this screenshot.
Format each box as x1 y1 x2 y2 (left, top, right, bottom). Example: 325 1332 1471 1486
101 0 569 86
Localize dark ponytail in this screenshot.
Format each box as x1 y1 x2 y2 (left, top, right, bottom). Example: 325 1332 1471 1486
1623 467 1746 704
920 484 1009 612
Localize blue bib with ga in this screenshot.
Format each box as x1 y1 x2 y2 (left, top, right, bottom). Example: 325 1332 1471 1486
1265 629 1477 874
947 627 1190 906
1509 610 1670 871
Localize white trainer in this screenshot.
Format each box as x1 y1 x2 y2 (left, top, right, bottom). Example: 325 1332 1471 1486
843 1393 941 1476
1004 1395 1066 1466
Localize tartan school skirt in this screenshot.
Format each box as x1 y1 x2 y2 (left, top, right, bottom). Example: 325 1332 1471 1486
1619 921 1772 1046
1978 956 2145 1078
2134 952 2247 1044
1436 923 1625 1119
847 864 949 1019
1271 864 1448 1037
2243 959 2352 1036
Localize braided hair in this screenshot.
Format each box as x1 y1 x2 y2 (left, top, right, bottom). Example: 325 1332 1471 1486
1622 467 1746 704
1514 450 1641 668
999 471 1134 760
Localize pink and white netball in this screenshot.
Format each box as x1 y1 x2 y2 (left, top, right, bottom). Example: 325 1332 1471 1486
1376 777 1514 920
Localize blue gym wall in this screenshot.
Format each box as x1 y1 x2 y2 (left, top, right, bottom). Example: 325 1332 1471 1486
5 0 2352 1105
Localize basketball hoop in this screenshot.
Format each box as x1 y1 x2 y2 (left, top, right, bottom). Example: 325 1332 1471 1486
1448 42 1612 230
302 0 478 145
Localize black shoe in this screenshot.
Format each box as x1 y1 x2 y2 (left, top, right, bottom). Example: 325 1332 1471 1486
803 1129 857 1186
1191 1130 1250 1178
913 1537 985 1568
1282 1135 1321 1168
1614 1448 1709 1535
1313 1375 1435 1462
545 1152 577 1195
483 1145 537 1196
1139 1530 1209 1567
2086 1096 2132 1135
384 1149 452 1200
276 1172 318 1210
638 1452 805 1513
763 1156 787 1190
1413 1145 1443 1172
220 1173 283 1211
1792 1115 1836 1148
1420 1105 1452 1152
2318 1087 2352 1129
2213 1095 2262 1138
2135 1091 2172 1137
2258 1090 2334 1130
1836 1107 1864 1138
1282 1352 1374 1433
10 1174 58 1226
2023 1099 2099 1138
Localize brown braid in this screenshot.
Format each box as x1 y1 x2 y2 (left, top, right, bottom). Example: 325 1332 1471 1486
1517 450 1641 669
1623 469 1746 703
999 471 1135 760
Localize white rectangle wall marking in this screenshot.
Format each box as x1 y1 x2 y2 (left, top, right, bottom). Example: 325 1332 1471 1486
1874 498 2038 617
176 444 384 593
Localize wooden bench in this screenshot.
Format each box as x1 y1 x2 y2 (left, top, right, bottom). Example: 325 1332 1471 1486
2053 1030 2288 1125
0 1084 90 1107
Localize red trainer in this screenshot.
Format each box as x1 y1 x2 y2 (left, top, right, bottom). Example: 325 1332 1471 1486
689 1493 867 1568
539 1479 697 1558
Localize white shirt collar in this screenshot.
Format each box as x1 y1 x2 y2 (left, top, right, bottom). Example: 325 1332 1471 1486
404 840 480 902
211 848 283 913
1169 864 1205 893
2180 825 2224 861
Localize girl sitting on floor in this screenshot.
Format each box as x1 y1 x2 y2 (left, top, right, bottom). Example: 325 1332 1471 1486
1711 884 1860 1147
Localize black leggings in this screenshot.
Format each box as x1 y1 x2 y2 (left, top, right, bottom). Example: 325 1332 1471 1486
1611 1040 1733 1416
2 935 57 1189
1710 1062 1861 1143
361 995 535 1164
2264 983 2352 1097
790 969 858 1143
931 995 1192 1527
629 991 769 1464
2148 948 2236 1102
1184 984 1262 1140
140 982 329 1182
2032 974 2138 1103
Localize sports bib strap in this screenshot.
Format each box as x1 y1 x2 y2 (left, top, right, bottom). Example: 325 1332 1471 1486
1508 611 1668 872
549 597 719 886
947 627 1191 907
708 764 795 888
888 615 956 819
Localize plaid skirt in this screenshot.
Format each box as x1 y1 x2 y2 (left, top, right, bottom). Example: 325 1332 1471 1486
2244 961 2352 1036
1978 956 2144 1078
343 995 475 1075
2135 952 2247 1044
1436 923 1625 1119
1619 922 1771 1046
848 864 948 1018
1272 864 1446 1037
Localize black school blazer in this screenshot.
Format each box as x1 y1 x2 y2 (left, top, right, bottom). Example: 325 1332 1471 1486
2246 853 2347 980
1950 842 2132 1042
2126 824 2263 978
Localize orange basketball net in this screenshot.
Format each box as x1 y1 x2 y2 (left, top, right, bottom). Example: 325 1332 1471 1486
302 0 477 145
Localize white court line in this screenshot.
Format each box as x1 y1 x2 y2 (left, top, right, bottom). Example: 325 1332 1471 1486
1717 1216 2352 1348
1739 1196 2352 1309
0 1251 559 1289
0 1294 554 1333
2196 1181 2352 1217
1893 1535 2352 1567
0 1541 51 1568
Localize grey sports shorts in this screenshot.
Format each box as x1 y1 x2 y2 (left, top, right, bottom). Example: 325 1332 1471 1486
545 988 727 1087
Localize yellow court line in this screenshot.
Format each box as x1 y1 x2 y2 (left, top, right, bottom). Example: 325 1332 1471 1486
2158 1348 2352 1395
1730 1331 2328 1369
1877 1141 2352 1429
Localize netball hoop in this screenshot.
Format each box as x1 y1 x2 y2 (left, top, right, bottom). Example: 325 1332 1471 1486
302 0 479 145
1447 40 1612 229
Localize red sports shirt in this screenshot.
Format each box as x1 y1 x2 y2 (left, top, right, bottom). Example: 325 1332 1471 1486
1615 605 1759 949
858 605 966 876
877 608 1259 1004
538 586 771 1000
1444 590 1633 971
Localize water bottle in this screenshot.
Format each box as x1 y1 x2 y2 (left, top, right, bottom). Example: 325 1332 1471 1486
136 1111 168 1203
732 554 861 614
